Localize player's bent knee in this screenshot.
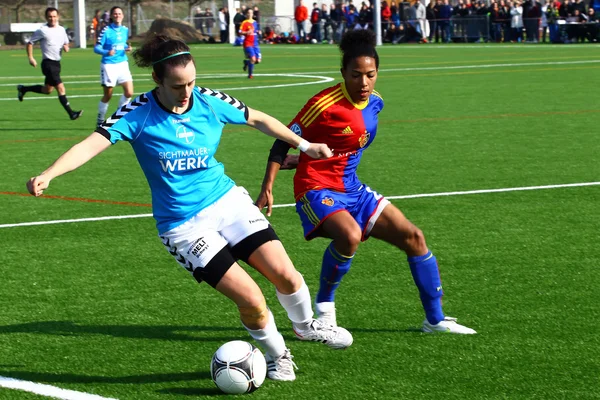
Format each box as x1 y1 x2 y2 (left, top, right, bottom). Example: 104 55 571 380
404 227 427 253
239 299 269 329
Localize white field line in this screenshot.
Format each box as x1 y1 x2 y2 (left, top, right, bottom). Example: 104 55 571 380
0 376 117 400
1 59 599 82
1 181 598 229
0 73 333 101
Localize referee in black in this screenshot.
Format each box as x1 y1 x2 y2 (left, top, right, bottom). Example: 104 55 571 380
17 7 82 120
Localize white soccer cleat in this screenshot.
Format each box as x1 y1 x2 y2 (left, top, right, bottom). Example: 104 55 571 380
294 319 353 349
422 316 477 334
265 348 297 381
315 301 337 327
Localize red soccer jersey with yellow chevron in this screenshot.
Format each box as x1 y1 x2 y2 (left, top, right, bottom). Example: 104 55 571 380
288 82 384 200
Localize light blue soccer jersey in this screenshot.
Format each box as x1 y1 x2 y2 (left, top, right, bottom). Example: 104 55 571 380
96 87 249 233
94 23 129 64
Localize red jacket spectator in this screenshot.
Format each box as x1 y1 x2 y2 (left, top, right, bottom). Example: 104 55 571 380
381 3 392 21
295 3 308 22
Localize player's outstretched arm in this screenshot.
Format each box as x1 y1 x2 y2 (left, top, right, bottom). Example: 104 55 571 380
246 107 332 160
26 132 111 197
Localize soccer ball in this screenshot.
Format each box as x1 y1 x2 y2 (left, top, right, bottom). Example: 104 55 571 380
210 341 267 394
311 38 317 44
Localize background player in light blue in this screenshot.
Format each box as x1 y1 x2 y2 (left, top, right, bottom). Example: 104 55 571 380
94 6 134 127
27 35 353 382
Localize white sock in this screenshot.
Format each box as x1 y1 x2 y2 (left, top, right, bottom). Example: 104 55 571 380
97 101 109 125
276 277 313 332
244 310 286 358
118 94 131 108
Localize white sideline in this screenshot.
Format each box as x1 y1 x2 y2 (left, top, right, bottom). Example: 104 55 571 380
0 376 117 400
1 181 598 229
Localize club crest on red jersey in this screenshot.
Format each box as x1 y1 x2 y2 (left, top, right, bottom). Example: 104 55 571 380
359 130 371 148
321 197 335 206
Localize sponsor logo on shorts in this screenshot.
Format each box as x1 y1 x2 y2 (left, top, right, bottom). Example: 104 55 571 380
190 238 209 257
321 197 335 206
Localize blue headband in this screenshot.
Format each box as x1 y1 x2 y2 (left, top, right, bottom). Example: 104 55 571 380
152 51 191 65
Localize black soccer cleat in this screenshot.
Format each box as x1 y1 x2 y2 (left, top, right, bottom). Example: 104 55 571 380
70 110 83 120
17 85 24 102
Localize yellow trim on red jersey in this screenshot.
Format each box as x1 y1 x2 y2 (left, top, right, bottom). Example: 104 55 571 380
302 91 345 127
341 82 369 110
300 86 342 127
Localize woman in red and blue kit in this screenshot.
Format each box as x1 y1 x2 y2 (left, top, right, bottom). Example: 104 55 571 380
256 29 476 335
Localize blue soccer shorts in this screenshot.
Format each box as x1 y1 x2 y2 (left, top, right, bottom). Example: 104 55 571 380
295 185 390 241
244 46 257 59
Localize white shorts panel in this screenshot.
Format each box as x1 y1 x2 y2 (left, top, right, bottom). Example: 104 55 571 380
100 61 133 87
159 186 269 273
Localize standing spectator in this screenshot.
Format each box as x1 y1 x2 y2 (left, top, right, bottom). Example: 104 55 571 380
310 3 322 42
17 7 82 120
558 0 570 18
391 0 401 26
194 7 205 36
540 1 548 42
415 0 427 42
490 2 502 41
439 0 453 42
587 7 599 42
426 0 437 41
322 3 332 43
205 8 215 36
92 9 102 40
219 7 228 43
511 0 524 42
500 0 512 42
295 0 309 41
356 2 370 30
254 6 261 30
330 3 343 43
234 6 246 35
346 4 358 29
381 1 392 37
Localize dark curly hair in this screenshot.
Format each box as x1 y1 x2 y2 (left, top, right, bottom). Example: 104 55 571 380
339 29 379 70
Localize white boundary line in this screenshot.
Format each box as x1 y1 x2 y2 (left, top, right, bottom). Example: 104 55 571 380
0 73 334 101
1 182 598 229
0 376 117 400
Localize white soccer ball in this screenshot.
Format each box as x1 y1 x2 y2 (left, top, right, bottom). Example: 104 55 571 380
210 340 267 394
311 38 317 44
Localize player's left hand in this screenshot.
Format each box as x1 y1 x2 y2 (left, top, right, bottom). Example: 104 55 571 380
281 154 299 170
255 187 274 216
305 143 333 160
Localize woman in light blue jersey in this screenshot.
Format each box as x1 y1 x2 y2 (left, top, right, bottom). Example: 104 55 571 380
94 6 134 127
27 34 353 382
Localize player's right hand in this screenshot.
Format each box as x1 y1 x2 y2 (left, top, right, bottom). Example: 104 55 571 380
108 49 116 56
28 58 37 68
281 154 299 170
305 143 333 160
255 187 274 217
27 175 50 197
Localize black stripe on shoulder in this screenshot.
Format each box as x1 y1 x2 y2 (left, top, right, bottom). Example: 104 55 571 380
198 86 247 112
95 127 112 141
99 93 149 129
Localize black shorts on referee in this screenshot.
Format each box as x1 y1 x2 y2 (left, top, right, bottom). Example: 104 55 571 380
41 59 62 86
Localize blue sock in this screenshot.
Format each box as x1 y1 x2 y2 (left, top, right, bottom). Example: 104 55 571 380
407 251 445 325
243 59 249 66
316 242 354 303
248 63 254 77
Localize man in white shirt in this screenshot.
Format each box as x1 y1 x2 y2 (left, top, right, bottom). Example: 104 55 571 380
17 7 82 120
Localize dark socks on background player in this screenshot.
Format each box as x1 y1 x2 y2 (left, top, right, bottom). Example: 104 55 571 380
316 242 354 303
243 59 248 72
17 85 82 120
408 251 445 325
248 63 254 78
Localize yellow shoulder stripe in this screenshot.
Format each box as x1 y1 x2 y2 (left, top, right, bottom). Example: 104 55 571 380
300 87 342 126
303 91 345 127
372 90 383 100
